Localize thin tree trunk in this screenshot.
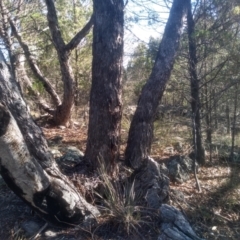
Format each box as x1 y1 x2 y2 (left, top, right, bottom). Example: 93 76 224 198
187 1 205 165
205 85 212 162
125 0 189 170
230 84 238 160
192 114 202 192
85 0 124 174
15 54 56 114
226 104 230 134
213 89 218 129
9 18 62 108
0 50 99 225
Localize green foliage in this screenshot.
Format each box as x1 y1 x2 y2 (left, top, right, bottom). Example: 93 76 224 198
125 37 160 100
96 161 142 234
32 80 45 94
10 0 93 102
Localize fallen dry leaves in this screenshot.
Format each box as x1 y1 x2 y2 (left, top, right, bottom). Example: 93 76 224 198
42 124 240 239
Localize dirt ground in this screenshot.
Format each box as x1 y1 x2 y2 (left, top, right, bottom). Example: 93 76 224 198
44 124 240 239
0 123 239 239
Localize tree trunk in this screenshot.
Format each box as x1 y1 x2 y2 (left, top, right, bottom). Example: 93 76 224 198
230 84 238 160
226 104 230 134
187 1 205 165
205 84 212 162
85 0 124 174
125 0 189 170
0 50 99 226
5 0 93 126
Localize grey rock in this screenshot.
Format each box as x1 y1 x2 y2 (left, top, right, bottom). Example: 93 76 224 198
158 204 204 240
167 155 197 183
131 157 169 209
159 163 169 176
59 146 84 162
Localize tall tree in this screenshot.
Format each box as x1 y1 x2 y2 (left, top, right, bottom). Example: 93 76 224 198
125 0 189 169
187 0 205 165
85 0 124 174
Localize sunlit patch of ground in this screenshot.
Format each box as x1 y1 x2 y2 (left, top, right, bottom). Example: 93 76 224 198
170 161 240 239
42 121 240 239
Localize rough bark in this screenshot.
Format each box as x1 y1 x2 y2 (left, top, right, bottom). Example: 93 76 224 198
187 2 205 165
85 0 124 173
125 0 189 169
0 50 99 226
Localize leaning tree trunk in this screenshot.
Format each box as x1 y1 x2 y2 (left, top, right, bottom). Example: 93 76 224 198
0 51 99 226
85 0 124 174
187 2 205 165
125 0 189 169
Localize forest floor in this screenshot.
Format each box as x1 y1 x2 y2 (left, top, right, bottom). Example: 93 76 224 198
0 117 240 239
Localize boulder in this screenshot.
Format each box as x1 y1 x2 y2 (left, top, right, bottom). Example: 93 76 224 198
166 155 197 183
158 204 203 240
130 157 169 209
57 146 84 170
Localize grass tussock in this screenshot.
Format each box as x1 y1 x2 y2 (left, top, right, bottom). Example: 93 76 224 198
95 160 152 236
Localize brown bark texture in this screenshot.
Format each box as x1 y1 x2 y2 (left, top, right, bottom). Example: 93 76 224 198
125 0 189 169
0 51 99 226
85 0 124 173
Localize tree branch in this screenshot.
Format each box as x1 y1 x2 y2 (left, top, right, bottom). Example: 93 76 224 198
9 19 61 107
65 15 94 52
45 0 66 50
